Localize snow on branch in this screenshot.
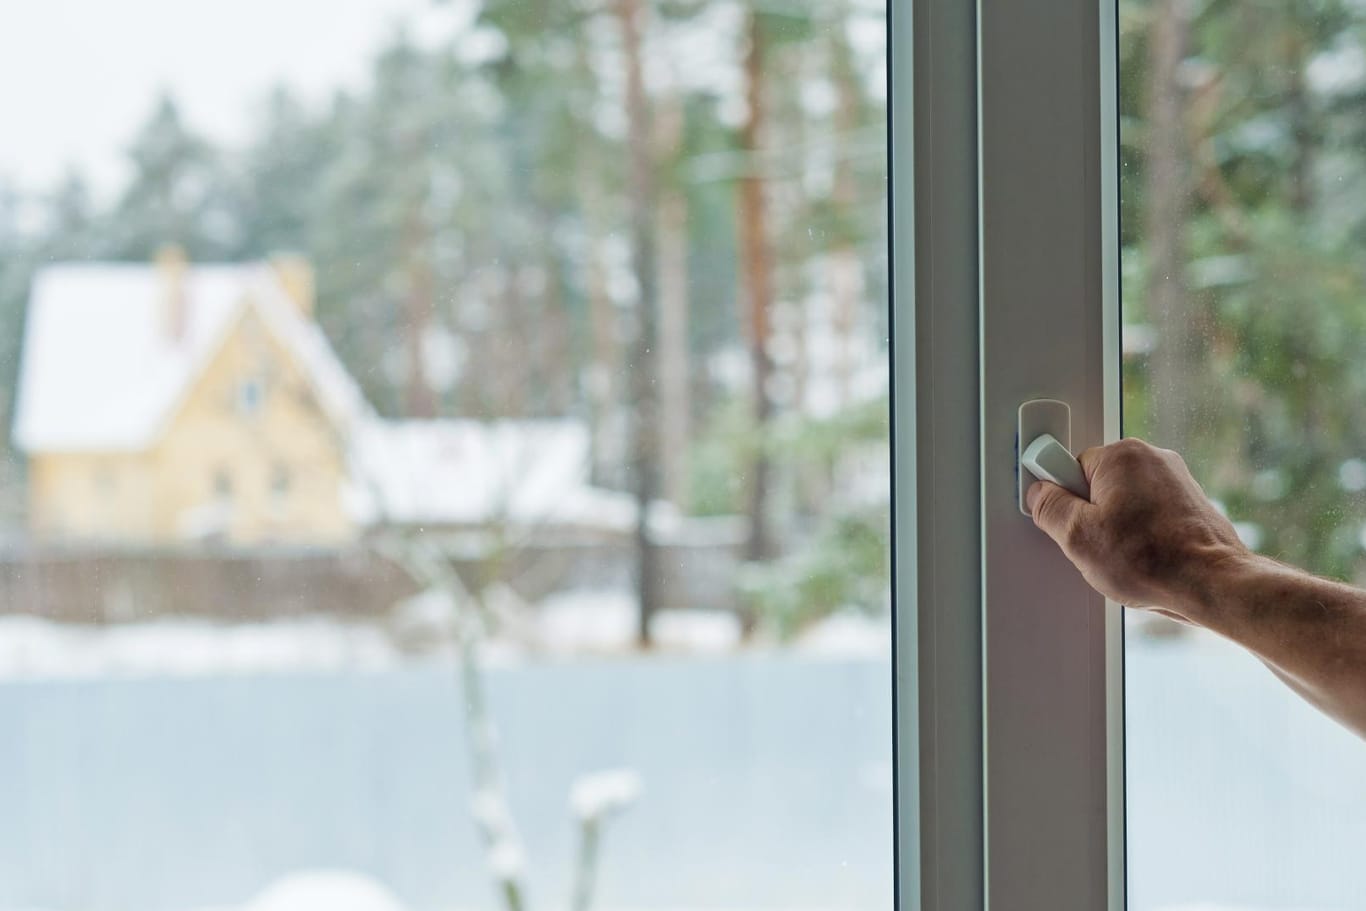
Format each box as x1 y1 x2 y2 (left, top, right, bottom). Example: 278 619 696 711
569 768 643 823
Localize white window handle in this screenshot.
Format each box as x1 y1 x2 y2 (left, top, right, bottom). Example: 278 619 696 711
1017 398 1090 515
1021 433 1090 503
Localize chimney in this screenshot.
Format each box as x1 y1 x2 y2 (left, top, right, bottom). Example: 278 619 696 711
270 253 315 319
155 244 188 343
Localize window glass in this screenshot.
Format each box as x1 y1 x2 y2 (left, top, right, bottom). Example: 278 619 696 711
1122 2 1366 908
0 2 891 910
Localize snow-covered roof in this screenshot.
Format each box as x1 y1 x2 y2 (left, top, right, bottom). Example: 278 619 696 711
12 262 371 453
348 418 637 530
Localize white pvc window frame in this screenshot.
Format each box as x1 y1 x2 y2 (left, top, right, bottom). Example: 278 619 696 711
890 0 1124 908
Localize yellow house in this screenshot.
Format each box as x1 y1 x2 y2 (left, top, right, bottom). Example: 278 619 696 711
12 248 372 546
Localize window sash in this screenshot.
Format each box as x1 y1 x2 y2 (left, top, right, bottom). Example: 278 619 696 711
892 1 1124 908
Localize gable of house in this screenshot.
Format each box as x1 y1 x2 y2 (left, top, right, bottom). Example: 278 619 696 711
12 257 370 455
14 255 373 544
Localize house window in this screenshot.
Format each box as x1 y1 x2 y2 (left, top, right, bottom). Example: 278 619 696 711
237 378 264 415
213 469 233 501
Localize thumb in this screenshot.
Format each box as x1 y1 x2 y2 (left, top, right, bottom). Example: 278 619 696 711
1026 480 1088 545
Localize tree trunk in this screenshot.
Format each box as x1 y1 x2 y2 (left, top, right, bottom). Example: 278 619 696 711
738 9 777 564
617 0 663 647
403 206 437 419
830 16 863 410
656 95 692 508
493 265 531 418
577 139 622 485
1144 0 1196 452
1286 31 1314 214
585 231 620 485
538 240 574 415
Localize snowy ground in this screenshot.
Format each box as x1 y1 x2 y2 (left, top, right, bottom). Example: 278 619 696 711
0 596 889 680
4 869 1338 911
192 873 405 911
0 615 404 679
0 628 1356 911
3 614 1344 911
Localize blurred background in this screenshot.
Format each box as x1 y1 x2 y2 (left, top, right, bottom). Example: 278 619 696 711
1122 1 1366 910
9 0 1366 909
0 2 892 911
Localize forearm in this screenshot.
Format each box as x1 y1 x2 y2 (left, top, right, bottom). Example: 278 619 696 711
1182 553 1366 739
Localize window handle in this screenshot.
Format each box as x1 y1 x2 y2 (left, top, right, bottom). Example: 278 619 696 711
1021 434 1090 504
1017 398 1089 515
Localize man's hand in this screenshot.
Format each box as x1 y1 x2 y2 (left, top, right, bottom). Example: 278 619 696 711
1025 438 1249 622
1028 435 1366 739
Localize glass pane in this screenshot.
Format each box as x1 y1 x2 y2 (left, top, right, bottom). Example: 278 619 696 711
0 3 892 910
1122 2 1366 908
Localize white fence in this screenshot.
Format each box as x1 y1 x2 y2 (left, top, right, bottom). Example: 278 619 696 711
0 655 894 911
5 640 1366 911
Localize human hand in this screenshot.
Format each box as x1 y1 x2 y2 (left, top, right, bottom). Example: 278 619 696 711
1025 438 1250 621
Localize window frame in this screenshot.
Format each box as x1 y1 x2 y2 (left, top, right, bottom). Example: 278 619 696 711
892 1 1124 908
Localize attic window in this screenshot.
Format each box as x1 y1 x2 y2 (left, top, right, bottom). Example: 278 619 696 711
237 378 264 415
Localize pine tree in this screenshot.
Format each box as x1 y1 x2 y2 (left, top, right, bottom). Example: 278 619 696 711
110 94 243 259
239 87 333 258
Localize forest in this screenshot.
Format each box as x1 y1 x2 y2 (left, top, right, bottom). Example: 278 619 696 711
6 0 1366 615
1122 0 1366 582
0 0 890 638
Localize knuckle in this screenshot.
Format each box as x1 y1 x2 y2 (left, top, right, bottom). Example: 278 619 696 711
1062 516 1091 553
1112 438 1147 458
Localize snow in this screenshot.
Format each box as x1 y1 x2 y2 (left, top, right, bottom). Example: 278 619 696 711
2 883 1313 911
12 262 369 452
650 609 741 653
0 615 400 680
470 788 511 830
536 589 742 654
0 598 758 678
569 768 643 822
1156 906 1340 911
469 785 525 880
192 872 406 911
537 589 636 652
347 418 637 530
1308 41 1366 95
793 612 890 658
486 837 526 880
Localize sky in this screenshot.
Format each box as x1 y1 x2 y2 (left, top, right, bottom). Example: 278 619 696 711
0 0 468 195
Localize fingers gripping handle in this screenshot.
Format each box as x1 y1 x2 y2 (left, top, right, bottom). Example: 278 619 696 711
1021 434 1090 503
1017 399 1088 516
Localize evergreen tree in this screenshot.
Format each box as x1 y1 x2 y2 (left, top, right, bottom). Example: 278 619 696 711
311 33 498 417
1120 0 1366 579
238 87 333 258
110 94 243 259
0 179 27 457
